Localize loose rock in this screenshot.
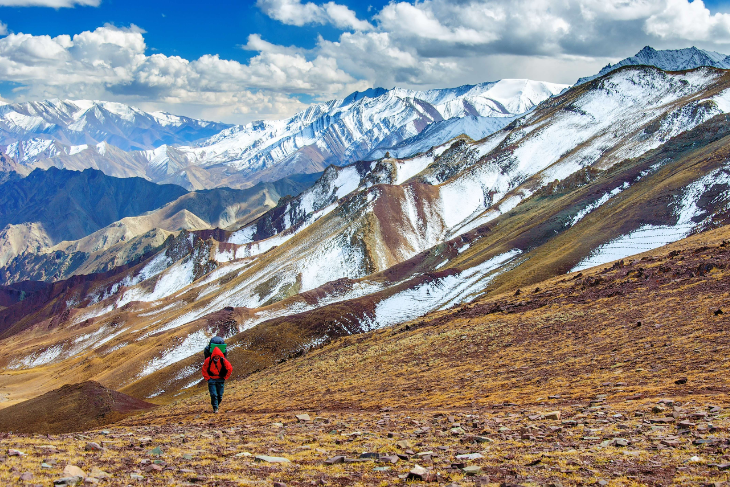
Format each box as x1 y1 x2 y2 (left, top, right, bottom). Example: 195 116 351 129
255 455 291 463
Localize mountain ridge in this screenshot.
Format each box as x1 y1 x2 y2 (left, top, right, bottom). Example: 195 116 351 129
577 45 730 84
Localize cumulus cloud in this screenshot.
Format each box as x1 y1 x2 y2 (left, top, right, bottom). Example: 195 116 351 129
256 0 373 30
0 0 99 6
645 0 730 42
0 22 7 36
317 0 730 88
0 24 366 122
4 0 730 123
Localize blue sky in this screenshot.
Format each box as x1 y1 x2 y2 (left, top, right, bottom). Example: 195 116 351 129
0 0 388 61
1 0 730 123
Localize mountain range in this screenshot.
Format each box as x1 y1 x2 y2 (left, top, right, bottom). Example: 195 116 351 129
1 80 567 190
1 46 730 408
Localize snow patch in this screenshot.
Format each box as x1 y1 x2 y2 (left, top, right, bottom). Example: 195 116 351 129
573 167 730 271
365 250 522 329
138 329 209 378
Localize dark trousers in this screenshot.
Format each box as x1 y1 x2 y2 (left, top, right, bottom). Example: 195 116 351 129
208 379 225 410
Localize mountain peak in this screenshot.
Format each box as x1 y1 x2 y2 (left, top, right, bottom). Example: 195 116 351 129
577 45 730 84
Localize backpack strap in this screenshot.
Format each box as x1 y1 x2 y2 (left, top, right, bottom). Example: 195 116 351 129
219 359 228 379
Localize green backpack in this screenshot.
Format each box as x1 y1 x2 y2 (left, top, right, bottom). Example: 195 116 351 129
210 343 227 355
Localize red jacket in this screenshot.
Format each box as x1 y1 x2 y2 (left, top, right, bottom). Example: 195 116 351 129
202 347 232 380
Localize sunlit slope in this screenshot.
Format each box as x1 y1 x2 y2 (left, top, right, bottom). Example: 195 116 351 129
2 66 730 404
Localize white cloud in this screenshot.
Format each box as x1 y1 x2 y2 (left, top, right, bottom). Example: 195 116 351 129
0 22 7 36
645 0 730 42
256 0 373 30
0 25 364 122
0 0 100 6
3 0 730 123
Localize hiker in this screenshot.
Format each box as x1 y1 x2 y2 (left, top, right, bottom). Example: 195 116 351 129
201 336 232 413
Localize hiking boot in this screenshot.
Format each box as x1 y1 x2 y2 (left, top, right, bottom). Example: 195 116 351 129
213 408 219 413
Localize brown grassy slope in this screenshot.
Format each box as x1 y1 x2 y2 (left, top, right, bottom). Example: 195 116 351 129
126 114 730 403
0 381 156 434
139 224 730 417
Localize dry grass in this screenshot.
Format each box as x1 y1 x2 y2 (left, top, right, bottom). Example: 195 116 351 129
3 227 729 486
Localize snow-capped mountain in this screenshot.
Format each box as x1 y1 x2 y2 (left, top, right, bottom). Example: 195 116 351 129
3 80 566 189
143 79 566 187
577 46 730 84
0 99 231 153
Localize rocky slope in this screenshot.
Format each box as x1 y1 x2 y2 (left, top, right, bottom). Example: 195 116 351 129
2 64 730 407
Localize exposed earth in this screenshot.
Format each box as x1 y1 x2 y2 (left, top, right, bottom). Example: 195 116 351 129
1 226 729 485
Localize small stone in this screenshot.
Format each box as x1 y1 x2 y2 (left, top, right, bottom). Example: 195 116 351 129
450 427 466 435
271 422 284 428
462 465 483 476
675 377 688 385
544 411 561 420
8 449 25 456
407 464 436 482
324 456 345 465
234 452 252 457
83 478 99 485
84 442 103 452
147 446 163 457
89 468 110 479
41 463 53 469
19 472 33 481
378 454 399 464
63 466 86 478
715 463 730 470
456 453 483 460
474 436 493 443
295 413 311 422
273 482 287 487
54 477 83 486
396 439 412 449
130 473 144 481
614 438 629 447
373 466 391 472
254 455 290 463
649 417 675 424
